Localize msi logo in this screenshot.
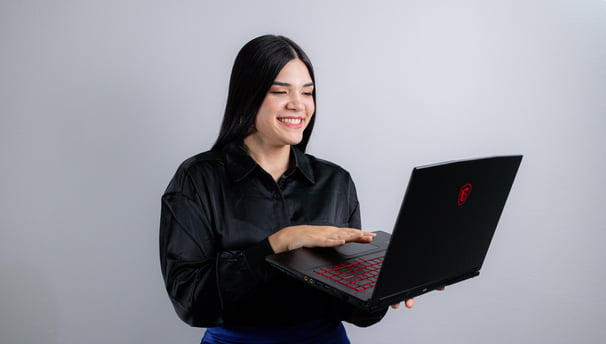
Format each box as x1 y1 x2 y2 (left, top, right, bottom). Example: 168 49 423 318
458 183 473 206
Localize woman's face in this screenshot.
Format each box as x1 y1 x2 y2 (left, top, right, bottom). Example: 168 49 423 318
248 59 315 148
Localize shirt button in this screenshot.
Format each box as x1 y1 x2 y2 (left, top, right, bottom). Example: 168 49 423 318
273 193 281 200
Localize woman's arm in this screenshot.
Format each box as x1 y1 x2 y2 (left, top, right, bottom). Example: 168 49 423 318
159 176 274 327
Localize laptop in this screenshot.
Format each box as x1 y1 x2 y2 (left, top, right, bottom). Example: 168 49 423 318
266 155 522 312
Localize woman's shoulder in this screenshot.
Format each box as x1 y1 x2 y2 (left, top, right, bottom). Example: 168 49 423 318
302 152 352 179
177 149 225 174
165 149 226 192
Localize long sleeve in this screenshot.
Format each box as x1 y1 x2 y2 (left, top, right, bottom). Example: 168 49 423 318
159 171 274 327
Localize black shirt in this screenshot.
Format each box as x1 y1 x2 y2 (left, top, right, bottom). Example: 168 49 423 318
159 142 387 327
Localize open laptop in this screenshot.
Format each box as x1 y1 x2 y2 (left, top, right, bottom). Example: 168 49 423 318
266 155 522 312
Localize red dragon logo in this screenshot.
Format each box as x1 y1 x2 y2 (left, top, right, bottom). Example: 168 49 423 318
458 183 473 206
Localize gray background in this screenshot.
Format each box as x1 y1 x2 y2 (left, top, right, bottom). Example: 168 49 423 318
1 0 605 343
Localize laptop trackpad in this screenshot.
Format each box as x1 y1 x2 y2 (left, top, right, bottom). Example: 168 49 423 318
333 242 379 256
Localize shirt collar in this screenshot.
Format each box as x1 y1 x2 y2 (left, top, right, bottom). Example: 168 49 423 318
291 145 316 184
224 143 257 182
223 142 315 184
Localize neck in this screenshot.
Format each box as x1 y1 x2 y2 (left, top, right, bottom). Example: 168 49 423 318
243 137 291 182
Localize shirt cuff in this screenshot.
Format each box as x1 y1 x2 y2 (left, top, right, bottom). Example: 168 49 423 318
242 238 275 281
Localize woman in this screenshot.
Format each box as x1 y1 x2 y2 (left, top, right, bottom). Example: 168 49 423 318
159 34 412 344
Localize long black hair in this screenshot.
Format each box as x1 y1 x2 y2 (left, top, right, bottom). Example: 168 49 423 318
211 35 316 152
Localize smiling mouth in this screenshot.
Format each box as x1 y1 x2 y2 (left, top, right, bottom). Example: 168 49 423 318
277 117 303 127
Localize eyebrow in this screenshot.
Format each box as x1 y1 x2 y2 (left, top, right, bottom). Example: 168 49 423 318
272 81 315 87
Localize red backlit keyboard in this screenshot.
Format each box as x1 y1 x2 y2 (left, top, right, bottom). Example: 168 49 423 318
313 256 384 292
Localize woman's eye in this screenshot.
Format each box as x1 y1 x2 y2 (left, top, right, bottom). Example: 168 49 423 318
270 90 287 94
303 92 313 96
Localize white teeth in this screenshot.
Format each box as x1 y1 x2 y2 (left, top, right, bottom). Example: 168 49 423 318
278 118 302 125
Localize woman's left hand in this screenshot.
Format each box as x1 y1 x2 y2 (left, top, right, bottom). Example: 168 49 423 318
390 287 445 309
391 298 414 309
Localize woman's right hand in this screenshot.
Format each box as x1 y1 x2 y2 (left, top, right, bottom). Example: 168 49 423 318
268 225 376 254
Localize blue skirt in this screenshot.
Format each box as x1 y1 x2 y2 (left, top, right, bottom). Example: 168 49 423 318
201 320 350 344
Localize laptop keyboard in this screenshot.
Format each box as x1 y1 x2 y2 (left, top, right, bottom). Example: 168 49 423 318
313 256 384 292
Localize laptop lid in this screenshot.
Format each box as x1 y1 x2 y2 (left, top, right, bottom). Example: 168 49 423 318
371 155 522 303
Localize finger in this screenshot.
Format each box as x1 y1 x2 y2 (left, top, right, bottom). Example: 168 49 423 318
355 230 376 238
308 228 375 247
332 227 373 236
391 303 400 309
337 229 376 242
347 235 375 243
405 298 414 309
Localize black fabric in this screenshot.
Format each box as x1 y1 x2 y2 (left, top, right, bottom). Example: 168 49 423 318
159 142 387 328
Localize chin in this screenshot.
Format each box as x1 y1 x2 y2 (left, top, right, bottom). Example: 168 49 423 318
280 134 304 146
287 138 304 146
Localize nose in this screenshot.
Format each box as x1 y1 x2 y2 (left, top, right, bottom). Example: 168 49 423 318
286 93 305 112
